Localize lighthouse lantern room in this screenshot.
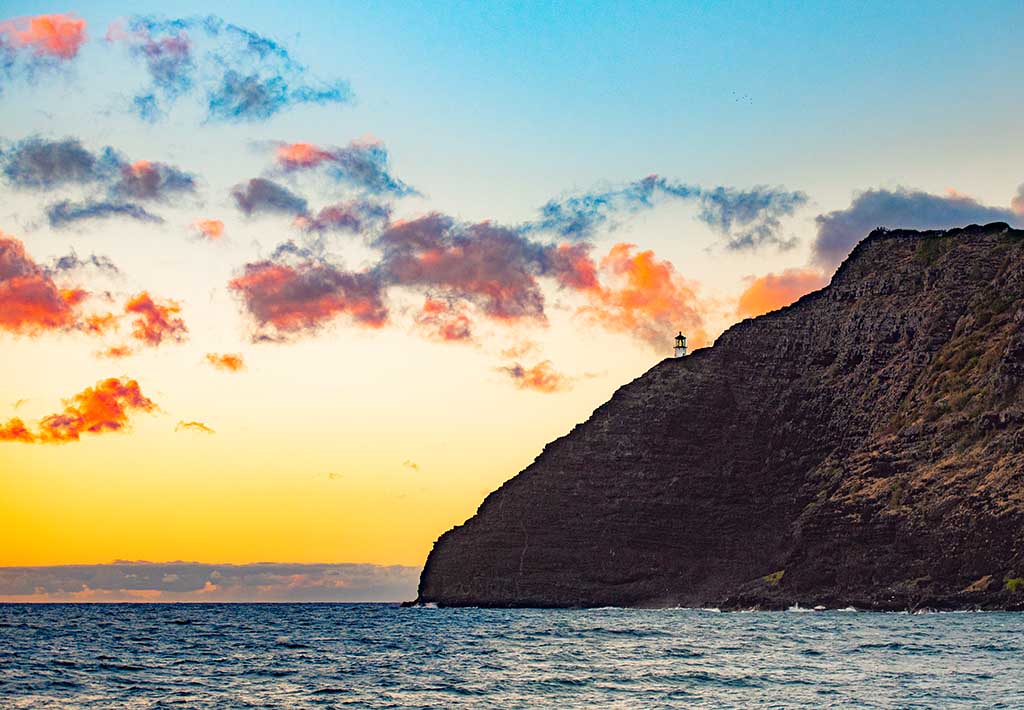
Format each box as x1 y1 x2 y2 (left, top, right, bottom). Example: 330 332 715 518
674 332 687 358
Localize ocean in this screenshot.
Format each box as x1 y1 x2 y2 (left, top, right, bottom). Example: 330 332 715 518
1 604 1021 708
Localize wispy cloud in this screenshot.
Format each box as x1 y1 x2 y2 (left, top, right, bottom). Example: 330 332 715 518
49 251 120 276
106 15 352 122
176 420 214 434
527 175 807 249
414 297 473 342
295 199 392 235
272 138 416 196
46 199 164 228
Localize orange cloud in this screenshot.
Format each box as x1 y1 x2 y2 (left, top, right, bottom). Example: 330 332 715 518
275 142 335 169
1012 185 1024 216
414 297 472 342
1 377 155 444
501 339 538 360
500 361 571 393
83 312 119 335
549 242 599 291
192 219 225 240
124 292 187 346
176 420 215 434
736 268 827 319
97 345 133 359
0 232 86 334
0 14 87 59
205 352 245 372
579 243 706 348
0 417 34 443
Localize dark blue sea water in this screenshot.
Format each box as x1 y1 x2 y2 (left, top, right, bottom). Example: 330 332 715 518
1 604 1022 708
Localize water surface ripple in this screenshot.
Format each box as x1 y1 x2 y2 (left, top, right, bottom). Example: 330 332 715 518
1 604 1022 708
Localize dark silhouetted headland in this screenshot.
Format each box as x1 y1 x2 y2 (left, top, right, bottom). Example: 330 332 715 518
415 223 1024 610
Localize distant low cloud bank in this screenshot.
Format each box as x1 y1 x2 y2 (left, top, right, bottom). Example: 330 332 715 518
0 562 421 602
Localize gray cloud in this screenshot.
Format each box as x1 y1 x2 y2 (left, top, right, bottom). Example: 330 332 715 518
272 139 417 197
49 250 120 275
231 177 308 216
298 200 392 234
527 175 807 249
1 136 197 226
812 187 1020 269
697 185 807 251
0 562 420 602
0 137 121 189
109 15 352 123
46 200 165 228
110 160 197 202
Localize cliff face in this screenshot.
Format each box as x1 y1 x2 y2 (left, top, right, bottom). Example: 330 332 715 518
417 223 1024 610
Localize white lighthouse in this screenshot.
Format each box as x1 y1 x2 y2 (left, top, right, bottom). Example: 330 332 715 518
674 332 687 358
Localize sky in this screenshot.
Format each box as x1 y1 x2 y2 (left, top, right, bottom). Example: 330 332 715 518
2 1 1023 602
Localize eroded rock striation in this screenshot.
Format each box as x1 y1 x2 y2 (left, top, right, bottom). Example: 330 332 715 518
417 223 1024 610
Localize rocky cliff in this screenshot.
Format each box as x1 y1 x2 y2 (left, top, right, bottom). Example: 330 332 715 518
416 223 1024 610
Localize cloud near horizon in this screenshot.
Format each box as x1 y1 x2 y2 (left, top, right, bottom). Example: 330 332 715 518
0 377 155 444
106 15 352 122
812 187 1021 269
0 562 420 602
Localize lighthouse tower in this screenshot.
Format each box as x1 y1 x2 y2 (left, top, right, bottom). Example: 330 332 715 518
674 332 687 358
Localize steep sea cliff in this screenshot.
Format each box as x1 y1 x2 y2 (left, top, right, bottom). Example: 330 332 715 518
417 223 1024 610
